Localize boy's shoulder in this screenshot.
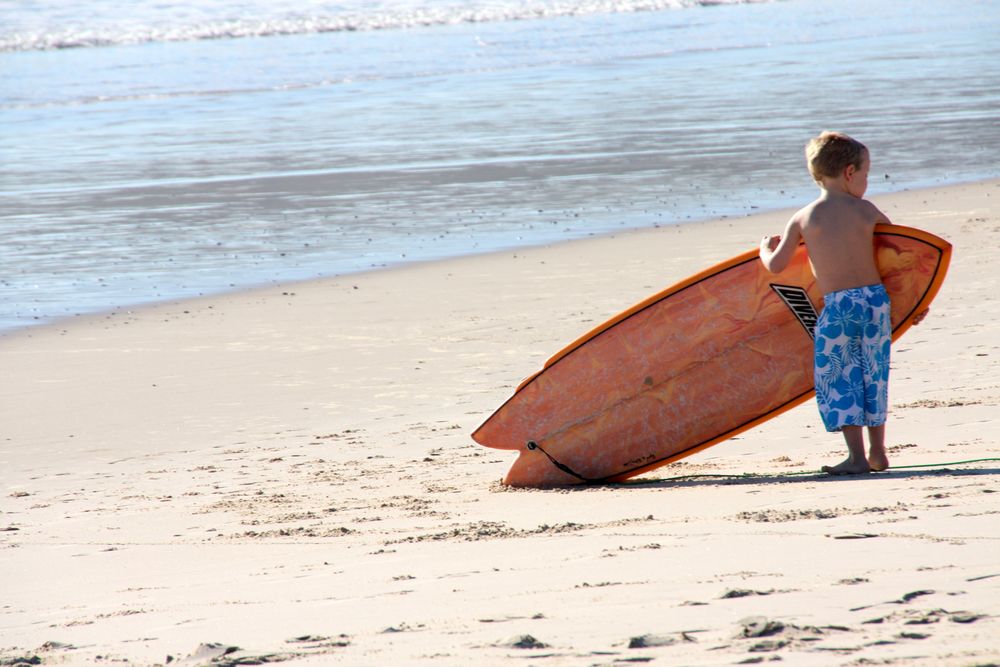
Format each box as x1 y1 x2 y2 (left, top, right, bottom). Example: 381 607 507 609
788 197 825 226
853 197 891 224
795 194 885 226
790 196 820 219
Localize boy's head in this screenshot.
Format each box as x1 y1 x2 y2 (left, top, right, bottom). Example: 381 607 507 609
805 131 868 185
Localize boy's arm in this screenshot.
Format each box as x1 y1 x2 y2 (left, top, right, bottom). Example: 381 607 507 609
759 217 802 274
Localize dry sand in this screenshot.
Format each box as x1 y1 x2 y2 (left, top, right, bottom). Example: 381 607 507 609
1 180 998 666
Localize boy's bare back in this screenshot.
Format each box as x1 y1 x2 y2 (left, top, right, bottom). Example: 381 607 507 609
789 191 889 295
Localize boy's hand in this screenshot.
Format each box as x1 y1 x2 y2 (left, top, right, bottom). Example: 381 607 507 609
913 308 929 325
760 234 781 254
759 218 802 274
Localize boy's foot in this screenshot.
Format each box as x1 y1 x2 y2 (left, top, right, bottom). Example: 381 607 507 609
868 450 890 472
821 458 871 475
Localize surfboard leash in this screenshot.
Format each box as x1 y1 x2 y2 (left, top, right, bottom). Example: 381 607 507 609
526 440 601 484
525 438 1000 486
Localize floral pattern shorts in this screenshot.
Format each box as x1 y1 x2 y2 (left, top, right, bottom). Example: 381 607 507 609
814 284 891 432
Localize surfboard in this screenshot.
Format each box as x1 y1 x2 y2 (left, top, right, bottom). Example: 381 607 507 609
472 224 952 487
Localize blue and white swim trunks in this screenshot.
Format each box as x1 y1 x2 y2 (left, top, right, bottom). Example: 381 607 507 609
814 284 891 432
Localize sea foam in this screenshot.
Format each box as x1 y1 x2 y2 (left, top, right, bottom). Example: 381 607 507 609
1 0 765 52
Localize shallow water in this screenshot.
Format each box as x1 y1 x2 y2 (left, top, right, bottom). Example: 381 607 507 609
2 0 998 331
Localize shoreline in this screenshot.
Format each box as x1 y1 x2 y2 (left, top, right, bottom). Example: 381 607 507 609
1 179 998 666
5 177 997 339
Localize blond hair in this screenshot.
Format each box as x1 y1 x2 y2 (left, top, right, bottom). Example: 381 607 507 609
805 131 868 183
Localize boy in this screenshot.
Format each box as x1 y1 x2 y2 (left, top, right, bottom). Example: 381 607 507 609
758 131 922 475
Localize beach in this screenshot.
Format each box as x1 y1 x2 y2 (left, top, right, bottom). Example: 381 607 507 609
3 0 999 662
2 179 998 666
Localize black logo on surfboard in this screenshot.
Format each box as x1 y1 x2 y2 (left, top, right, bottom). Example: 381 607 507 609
770 284 818 340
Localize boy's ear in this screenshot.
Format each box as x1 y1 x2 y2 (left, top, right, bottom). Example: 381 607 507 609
844 163 857 180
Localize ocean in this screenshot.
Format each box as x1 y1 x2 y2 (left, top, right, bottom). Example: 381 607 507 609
2 0 998 332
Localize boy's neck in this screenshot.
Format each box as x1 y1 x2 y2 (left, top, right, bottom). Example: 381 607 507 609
818 179 860 199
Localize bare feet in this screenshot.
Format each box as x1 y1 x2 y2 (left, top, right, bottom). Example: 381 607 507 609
868 448 890 472
821 457 871 475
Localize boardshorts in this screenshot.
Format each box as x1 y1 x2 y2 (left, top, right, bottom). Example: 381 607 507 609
814 284 891 432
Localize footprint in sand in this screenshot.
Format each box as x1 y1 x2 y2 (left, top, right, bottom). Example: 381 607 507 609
496 634 548 649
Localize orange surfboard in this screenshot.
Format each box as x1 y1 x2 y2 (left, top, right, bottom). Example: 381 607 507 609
472 224 951 487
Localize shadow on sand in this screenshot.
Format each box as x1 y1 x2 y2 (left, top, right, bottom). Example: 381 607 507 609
609 464 1000 490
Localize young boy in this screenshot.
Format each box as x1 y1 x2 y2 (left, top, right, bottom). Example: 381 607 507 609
758 131 921 475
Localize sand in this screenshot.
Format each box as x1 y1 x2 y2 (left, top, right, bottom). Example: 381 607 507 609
1 180 998 666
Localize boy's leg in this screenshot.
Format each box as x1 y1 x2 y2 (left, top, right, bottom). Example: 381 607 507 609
861 286 891 472
821 426 871 475
867 424 889 471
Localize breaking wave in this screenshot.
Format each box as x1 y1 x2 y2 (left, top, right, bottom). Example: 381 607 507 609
1 0 770 52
